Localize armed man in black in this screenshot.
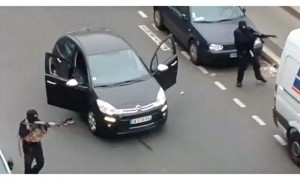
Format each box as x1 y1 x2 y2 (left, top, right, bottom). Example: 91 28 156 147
234 21 275 88
18 109 50 174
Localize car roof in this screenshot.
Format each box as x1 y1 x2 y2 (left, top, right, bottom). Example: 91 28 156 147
67 28 131 56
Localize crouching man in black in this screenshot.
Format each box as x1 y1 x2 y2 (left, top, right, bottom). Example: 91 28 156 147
18 109 50 174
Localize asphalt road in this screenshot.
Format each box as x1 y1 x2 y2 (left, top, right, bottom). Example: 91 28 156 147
0 7 299 174
245 6 300 57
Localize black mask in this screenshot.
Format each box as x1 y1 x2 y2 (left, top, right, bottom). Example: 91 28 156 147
238 21 247 32
26 109 38 123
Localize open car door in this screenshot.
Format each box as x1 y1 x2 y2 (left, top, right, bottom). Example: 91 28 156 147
44 53 88 112
150 34 178 90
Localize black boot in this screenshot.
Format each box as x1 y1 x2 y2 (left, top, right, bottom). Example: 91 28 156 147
257 76 267 83
236 82 242 88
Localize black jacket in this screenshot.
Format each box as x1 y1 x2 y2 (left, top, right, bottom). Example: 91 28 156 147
19 119 48 145
234 27 257 54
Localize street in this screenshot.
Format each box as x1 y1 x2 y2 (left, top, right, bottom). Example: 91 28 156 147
0 6 299 173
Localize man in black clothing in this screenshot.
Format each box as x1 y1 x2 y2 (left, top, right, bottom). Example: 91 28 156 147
234 21 267 88
19 109 50 174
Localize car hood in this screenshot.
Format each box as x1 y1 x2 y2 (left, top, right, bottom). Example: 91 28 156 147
192 17 258 45
93 77 160 109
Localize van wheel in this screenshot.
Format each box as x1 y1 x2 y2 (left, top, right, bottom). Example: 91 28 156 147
189 40 201 65
154 9 165 30
288 132 300 166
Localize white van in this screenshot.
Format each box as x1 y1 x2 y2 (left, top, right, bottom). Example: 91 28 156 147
273 28 300 166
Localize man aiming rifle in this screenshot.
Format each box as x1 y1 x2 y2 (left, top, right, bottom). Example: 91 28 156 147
234 20 277 88
18 109 74 174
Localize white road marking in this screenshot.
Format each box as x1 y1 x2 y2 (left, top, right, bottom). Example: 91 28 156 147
181 51 190 60
274 135 287 146
197 66 209 74
233 98 246 108
214 81 227 90
151 23 159 31
211 73 216 77
252 115 266 126
138 25 170 51
138 11 148 18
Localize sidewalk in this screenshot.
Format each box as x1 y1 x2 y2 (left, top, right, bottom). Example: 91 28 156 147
261 6 300 66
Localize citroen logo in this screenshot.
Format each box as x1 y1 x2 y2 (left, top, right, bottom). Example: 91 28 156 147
136 105 142 112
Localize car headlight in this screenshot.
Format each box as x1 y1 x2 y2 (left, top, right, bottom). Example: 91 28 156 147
154 88 166 107
209 44 223 51
97 99 122 115
254 38 262 46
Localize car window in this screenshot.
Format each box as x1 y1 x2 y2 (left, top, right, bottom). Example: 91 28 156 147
73 51 88 85
88 49 151 87
48 56 73 80
173 6 189 15
190 6 244 22
56 37 76 61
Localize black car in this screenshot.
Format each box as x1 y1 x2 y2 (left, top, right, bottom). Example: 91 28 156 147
153 6 263 65
45 28 178 137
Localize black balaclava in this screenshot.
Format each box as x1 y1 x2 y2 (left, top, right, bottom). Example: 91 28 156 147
26 109 38 123
238 21 247 32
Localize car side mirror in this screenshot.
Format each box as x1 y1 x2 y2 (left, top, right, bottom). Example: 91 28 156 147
66 79 78 87
157 64 169 72
7 159 13 170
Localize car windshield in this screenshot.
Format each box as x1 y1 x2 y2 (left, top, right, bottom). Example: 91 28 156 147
190 6 244 23
88 49 151 87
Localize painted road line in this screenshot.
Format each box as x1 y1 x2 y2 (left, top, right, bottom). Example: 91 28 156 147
274 135 287 146
138 25 170 51
233 98 246 108
138 11 148 18
214 81 226 90
197 66 209 74
252 115 266 126
151 23 159 31
211 73 216 77
181 51 190 60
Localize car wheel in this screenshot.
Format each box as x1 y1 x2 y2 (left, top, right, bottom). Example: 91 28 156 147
154 9 165 30
88 111 98 135
189 40 201 65
288 132 300 166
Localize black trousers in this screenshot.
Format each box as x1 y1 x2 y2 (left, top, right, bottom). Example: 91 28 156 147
237 52 263 83
23 141 45 174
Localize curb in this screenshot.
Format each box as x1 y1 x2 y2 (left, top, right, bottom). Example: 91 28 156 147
261 46 280 68
281 6 300 20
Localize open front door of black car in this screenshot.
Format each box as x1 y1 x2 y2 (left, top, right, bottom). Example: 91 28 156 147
150 34 178 90
44 53 88 112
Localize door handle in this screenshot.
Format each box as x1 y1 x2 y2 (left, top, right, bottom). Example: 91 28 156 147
47 80 57 85
171 61 177 66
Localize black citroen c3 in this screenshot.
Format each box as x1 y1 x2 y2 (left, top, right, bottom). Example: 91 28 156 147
44 28 178 137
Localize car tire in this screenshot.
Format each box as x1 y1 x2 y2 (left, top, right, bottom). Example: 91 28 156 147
88 111 114 138
288 132 300 166
189 40 201 65
154 9 165 30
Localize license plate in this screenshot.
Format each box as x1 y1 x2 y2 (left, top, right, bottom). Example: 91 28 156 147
230 53 237 58
130 116 152 125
